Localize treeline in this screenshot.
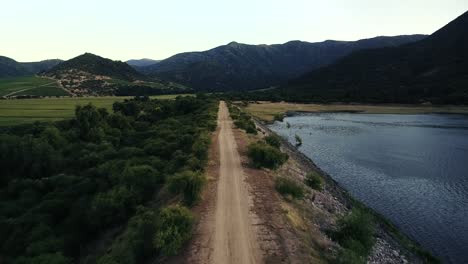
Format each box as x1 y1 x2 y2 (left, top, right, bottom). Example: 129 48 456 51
0 95 218 263
77 81 189 97
217 83 468 104
114 84 189 96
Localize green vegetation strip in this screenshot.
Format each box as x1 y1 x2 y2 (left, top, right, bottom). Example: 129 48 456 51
0 96 218 263
0 76 62 96
0 95 193 126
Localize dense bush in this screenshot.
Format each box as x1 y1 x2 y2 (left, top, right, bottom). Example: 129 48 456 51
304 171 323 190
247 141 288 169
264 135 281 148
273 113 285 122
96 207 157 264
333 208 375 262
274 177 304 199
168 171 206 206
234 119 257 134
228 104 257 134
153 205 194 256
0 95 218 263
90 186 137 227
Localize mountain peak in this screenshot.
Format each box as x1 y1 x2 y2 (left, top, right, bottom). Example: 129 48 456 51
227 41 242 46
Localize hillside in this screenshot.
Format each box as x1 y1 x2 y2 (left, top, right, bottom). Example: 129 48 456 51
139 35 426 91
0 56 25 78
280 11 468 104
43 53 188 96
0 56 62 78
21 59 63 74
45 53 142 81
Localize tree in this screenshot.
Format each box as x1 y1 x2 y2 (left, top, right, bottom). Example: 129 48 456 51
154 205 194 256
168 171 206 206
90 186 136 227
264 135 281 148
247 141 288 169
75 104 106 142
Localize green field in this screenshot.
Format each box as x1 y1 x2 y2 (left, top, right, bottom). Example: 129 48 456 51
0 94 192 126
0 76 69 97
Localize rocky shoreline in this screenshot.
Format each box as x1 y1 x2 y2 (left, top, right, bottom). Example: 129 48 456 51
253 117 438 264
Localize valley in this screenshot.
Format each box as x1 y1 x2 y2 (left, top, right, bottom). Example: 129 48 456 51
0 4 467 264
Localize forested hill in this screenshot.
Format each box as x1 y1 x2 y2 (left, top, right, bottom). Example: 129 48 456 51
280 10 468 104
0 56 62 78
138 35 426 91
45 53 142 81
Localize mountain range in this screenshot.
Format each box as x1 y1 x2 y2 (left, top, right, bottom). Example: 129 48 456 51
126 58 161 67
0 56 62 78
276 10 468 104
137 35 426 91
1 10 467 103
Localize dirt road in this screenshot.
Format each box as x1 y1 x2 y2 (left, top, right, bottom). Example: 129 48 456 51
210 101 262 264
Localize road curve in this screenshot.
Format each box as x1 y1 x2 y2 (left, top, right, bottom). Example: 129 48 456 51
211 101 262 264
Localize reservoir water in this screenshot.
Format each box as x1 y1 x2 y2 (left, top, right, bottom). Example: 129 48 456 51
268 113 468 263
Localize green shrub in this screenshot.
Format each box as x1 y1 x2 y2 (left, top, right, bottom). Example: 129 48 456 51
333 208 375 259
336 248 366 264
97 207 157 264
121 165 161 199
294 134 302 146
274 177 304 199
273 113 285 122
228 104 257 134
90 186 136 227
234 120 257 134
154 205 194 256
168 171 206 206
264 135 281 148
247 141 288 169
304 171 323 190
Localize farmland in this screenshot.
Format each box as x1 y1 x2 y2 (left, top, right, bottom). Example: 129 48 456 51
0 76 68 97
0 94 192 126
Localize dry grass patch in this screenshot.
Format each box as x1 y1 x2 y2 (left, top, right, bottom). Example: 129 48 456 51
243 101 468 121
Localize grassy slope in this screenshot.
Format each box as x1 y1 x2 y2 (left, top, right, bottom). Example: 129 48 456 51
0 94 192 126
244 101 468 122
0 76 67 97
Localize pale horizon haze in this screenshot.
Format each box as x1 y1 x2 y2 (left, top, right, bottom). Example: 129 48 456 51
1 0 467 62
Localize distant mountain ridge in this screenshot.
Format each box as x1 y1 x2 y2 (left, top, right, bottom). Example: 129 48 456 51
126 58 161 67
280 10 468 104
0 56 62 78
139 35 426 91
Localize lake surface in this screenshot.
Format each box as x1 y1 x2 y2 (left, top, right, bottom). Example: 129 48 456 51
269 113 468 263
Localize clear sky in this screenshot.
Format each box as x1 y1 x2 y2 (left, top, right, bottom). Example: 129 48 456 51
1 0 467 62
